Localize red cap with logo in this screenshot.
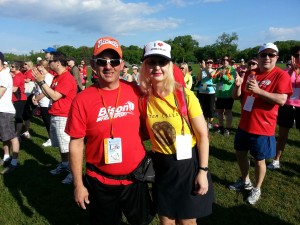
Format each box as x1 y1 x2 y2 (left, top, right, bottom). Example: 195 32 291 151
93 36 123 58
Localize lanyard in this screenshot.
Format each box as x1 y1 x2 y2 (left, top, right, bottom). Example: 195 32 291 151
97 84 121 138
155 92 186 135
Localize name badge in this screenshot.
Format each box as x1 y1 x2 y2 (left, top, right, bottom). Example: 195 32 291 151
243 96 255 112
218 82 223 91
104 138 122 164
176 134 192 160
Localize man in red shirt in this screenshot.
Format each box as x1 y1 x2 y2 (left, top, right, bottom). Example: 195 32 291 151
65 36 154 225
33 52 77 184
230 43 292 205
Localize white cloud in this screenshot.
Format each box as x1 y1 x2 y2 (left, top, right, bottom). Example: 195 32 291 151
168 0 223 7
191 34 214 46
0 0 181 35
266 26 300 40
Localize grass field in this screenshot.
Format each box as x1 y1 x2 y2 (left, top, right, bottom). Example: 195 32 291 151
0 64 299 225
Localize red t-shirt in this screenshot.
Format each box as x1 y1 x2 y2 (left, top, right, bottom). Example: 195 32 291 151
24 69 35 81
239 67 292 135
65 80 146 185
48 70 77 117
12 72 27 102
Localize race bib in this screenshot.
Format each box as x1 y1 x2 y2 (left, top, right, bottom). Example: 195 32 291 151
104 138 122 164
243 96 255 112
176 134 192 160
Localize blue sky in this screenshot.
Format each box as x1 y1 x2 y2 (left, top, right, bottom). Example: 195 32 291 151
0 0 299 55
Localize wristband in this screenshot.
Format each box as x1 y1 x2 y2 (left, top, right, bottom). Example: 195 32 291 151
198 166 209 171
38 80 46 86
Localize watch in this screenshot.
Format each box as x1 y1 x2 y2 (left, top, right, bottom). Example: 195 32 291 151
38 80 46 86
198 166 209 171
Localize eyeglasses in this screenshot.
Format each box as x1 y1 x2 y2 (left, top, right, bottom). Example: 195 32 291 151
146 59 169 67
93 58 122 67
259 53 277 58
293 53 300 58
222 58 229 61
206 61 213 64
180 67 185 70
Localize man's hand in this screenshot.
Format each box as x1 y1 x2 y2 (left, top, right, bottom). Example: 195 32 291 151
74 185 90 210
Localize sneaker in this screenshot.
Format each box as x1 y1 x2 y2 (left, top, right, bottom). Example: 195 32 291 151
1 164 17 175
228 177 253 191
215 127 224 134
247 188 261 205
50 163 68 175
61 172 73 184
42 139 52 147
0 157 11 167
22 131 31 139
267 160 280 170
224 129 230 136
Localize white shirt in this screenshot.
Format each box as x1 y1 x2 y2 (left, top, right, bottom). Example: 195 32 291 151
0 68 16 114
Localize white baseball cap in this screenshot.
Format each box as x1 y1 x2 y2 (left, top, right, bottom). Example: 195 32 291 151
142 40 171 61
258 43 279 53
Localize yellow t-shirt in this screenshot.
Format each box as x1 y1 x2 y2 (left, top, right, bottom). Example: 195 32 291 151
146 88 203 154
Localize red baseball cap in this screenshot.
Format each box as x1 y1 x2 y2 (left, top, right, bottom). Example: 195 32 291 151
93 36 122 58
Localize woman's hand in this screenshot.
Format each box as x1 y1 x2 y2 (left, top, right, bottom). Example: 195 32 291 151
194 171 209 195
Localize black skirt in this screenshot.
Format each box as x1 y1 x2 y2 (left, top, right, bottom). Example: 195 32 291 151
152 148 214 219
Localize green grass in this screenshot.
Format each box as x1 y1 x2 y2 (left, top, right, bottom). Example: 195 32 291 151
0 86 299 225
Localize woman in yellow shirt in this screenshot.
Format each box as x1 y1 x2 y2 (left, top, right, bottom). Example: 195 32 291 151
139 41 214 225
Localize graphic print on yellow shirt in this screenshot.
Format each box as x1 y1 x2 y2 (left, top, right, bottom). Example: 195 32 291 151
146 88 203 154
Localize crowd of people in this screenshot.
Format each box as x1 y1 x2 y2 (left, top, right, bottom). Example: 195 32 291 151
0 38 299 224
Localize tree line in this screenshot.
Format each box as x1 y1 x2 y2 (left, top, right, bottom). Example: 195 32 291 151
5 33 300 65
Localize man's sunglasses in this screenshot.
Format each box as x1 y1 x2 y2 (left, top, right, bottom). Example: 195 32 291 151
146 59 169 67
206 61 213 64
259 53 277 58
293 53 300 58
93 58 122 67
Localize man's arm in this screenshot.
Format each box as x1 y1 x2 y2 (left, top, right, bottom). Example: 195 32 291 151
73 67 83 91
69 137 90 209
0 86 6 98
248 79 288 106
232 74 244 100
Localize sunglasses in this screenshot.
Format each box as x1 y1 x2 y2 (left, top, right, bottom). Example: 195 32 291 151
180 67 185 70
93 58 122 67
206 61 213 64
222 58 229 61
146 59 169 67
11 66 15 68
49 60 57 64
293 53 300 58
248 62 257 66
259 53 277 58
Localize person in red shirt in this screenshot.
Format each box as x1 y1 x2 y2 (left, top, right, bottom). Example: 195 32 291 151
65 36 154 225
229 43 293 205
10 62 27 137
32 52 77 185
22 61 36 139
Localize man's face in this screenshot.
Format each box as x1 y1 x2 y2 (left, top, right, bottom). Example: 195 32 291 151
67 60 75 67
45 52 52 61
258 49 278 72
93 50 123 88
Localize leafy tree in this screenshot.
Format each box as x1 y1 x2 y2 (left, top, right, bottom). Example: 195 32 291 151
213 32 239 59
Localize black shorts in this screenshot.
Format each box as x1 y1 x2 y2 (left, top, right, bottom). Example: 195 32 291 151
0 112 17 141
84 175 154 225
13 100 26 123
277 105 300 129
215 97 234 110
152 149 214 219
197 93 215 118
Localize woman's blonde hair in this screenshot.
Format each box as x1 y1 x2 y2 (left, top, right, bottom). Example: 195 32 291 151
37 59 50 71
25 61 34 69
139 59 176 96
179 62 189 76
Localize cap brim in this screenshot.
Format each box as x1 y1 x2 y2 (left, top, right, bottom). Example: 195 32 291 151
142 54 171 61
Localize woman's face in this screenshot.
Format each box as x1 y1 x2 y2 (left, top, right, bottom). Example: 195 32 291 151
145 56 170 83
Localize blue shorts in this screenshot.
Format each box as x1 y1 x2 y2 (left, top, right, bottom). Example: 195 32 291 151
234 128 276 160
